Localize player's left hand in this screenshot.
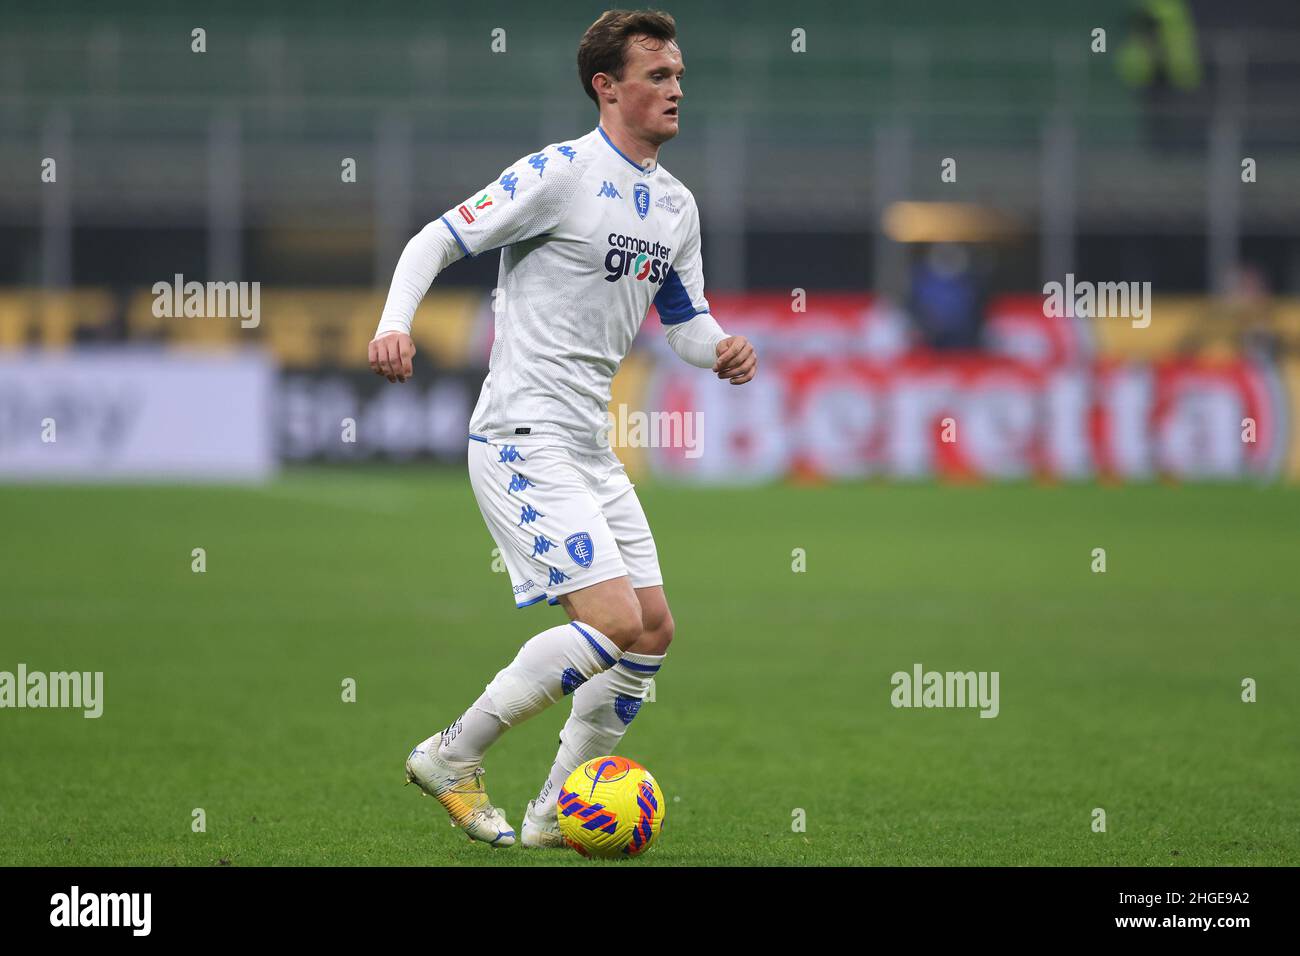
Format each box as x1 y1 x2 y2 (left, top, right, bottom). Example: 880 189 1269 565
713 335 757 384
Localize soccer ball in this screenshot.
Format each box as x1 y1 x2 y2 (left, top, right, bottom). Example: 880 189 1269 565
557 755 665 858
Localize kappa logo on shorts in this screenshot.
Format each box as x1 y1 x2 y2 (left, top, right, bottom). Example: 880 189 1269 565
507 473 535 494
565 532 595 569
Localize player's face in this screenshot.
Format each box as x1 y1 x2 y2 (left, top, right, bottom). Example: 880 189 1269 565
616 37 684 146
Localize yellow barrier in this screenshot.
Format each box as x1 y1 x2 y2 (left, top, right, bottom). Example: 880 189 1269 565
1092 296 1300 361
0 289 481 369
6 289 1300 369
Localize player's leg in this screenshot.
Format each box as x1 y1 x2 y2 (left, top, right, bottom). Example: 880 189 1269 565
566 455 672 756
406 591 635 847
564 584 673 744
521 585 671 846
433 594 637 767
405 440 635 846
627 584 674 654
437 448 641 764
523 454 670 846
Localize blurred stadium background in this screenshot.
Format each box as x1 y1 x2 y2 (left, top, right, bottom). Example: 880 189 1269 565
3 2 1299 867
4 0 1300 482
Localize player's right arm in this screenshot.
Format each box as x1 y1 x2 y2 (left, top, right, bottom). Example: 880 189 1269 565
369 218 460 382
370 146 588 382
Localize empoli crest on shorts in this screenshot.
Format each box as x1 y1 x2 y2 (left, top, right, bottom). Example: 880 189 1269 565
565 531 594 568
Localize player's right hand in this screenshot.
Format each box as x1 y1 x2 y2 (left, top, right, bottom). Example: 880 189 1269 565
369 331 416 383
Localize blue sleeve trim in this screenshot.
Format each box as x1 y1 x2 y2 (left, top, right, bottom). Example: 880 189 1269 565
663 308 710 327
654 267 706 325
440 215 474 258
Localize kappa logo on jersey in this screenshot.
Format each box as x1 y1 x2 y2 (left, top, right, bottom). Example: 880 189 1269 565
597 181 622 199
565 532 595 569
604 233 672 285
528 153 548 177
556 145 577 162
499 171 519 199
633 183 650 220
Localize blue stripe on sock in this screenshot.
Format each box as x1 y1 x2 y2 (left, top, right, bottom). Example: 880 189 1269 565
570 621 616 668
617 658 661 673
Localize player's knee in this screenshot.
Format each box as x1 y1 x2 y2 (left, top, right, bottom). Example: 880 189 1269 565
601 610 644 653
583 600 643 653
639 610 674 655
566 580 645 652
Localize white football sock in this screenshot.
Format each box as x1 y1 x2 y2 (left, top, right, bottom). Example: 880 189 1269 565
434 699 501 766
533 651 663 816
438 621 622 765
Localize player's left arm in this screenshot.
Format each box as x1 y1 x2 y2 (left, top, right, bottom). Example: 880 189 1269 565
656 196 757 385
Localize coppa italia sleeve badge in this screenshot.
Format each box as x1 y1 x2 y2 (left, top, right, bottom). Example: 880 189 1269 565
458 192 495 225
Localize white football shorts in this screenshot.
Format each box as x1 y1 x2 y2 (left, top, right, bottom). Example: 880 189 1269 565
467 434 664 608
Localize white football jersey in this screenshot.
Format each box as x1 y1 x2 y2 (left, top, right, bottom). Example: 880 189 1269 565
442 126 710 451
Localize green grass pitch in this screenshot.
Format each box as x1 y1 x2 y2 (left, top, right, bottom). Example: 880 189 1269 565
1 471 1297 866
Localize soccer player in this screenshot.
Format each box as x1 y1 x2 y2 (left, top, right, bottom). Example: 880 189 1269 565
368 9 757 848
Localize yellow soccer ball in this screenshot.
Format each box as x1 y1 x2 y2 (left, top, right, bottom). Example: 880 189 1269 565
557 756 665 858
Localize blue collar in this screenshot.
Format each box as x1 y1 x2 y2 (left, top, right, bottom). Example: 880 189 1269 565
597 125 658 175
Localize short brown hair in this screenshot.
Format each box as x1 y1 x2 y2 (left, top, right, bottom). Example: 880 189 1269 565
577 9 677 105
